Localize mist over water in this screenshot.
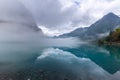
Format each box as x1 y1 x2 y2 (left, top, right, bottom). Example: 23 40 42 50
0 0 81 73
0 0 120 80
0 0 80 66
36 48 118 80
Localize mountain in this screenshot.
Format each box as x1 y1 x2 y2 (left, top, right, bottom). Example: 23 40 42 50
0 0 39 31
87 13 120 35
103 28 120 43
0 0 43 42
59 12 120 40
59 27 88 38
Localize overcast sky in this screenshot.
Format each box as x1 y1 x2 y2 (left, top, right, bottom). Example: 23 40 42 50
20 0 120 36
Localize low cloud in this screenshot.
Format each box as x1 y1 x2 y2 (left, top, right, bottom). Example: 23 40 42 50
20 0 120 36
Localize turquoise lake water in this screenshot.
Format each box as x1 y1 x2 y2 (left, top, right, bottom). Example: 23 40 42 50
0 43 120 80
61 44 120 74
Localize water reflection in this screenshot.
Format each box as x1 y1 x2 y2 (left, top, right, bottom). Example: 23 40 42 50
62 44 120 74
103 45 120 61
0 43 120 80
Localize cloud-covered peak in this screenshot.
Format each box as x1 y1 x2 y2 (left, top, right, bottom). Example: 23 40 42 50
0 0 44 44
21 0 120 36
0 0 38 31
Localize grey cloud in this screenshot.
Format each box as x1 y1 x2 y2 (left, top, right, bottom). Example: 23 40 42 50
21 0 77 28
20 0 120 36
0 0 38 30
0 0 46 55
20 0 92 36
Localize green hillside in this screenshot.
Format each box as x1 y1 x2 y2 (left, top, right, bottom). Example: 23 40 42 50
98 27 120 45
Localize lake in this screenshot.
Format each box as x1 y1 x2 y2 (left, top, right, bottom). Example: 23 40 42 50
0 43 120 80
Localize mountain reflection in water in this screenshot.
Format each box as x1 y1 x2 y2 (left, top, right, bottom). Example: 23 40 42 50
0 43 120 80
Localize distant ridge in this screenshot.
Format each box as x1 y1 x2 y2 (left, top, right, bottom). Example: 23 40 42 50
59 12 120 40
